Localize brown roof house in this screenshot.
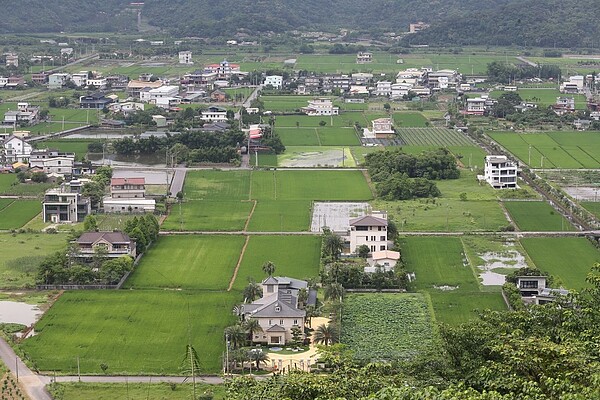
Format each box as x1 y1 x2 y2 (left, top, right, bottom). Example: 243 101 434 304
74 231 136 260
241 277 316 345
349 212 389 254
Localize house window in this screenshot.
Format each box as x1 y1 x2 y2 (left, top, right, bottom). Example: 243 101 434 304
380 245 386 251
370 245 376 251
271 336 280 344
355 226 368 231
378 226 382 231
267 285 274 293
520 280 539 289
275 306 280 312
280 320 284 325
293 319 298 325
380 236 386 241
269 319 272 325
371 236 376 241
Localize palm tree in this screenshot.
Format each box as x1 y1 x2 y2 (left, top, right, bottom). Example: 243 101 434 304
323 233 344 260
313 323 340 346
243 280 262 303
297 287 308 309
324 282 345 302
224 324 246 349
304 304 318 328
248 349 269 370
262 261 276 277
243 318 262 343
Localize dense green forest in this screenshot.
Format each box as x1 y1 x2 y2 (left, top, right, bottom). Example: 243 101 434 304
2 0 600 48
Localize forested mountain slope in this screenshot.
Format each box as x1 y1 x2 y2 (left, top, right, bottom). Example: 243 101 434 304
2 0 599 48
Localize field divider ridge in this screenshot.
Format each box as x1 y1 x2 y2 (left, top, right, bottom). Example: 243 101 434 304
227 235 250 291
243 200 257 232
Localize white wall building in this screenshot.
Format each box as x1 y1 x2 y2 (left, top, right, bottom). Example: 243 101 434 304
178 51 193 65
375 81 392 97
201 106 228 122
466 97 486 115
301 98 339 116
29 149 75 176
264 75 283 89
349 212 388 253
3 135 32 163
483 155 518 189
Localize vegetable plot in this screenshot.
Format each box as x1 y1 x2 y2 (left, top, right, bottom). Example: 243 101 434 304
341 293 435 361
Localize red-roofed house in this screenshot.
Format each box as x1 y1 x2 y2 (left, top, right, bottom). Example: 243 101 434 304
103 177 155 213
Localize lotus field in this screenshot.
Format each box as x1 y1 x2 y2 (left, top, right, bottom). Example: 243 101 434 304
341 293 435 361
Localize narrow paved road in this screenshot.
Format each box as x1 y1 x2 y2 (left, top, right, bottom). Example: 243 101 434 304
169 167 187 197
0 337 52 400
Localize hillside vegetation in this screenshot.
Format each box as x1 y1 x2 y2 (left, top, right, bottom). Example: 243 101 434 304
1 0 599 48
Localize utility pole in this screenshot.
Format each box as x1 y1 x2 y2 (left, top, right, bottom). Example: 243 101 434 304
77 356 81 382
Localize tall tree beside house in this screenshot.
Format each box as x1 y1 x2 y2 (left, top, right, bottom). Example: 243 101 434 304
243 319 262 344
243 280 262 303
324 282 345 302
224 324 247 349
322 232 344 261
83 215 98 231
313 323 340 346
262 261 276 277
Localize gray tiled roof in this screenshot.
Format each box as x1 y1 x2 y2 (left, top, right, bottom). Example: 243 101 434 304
349 215 387 227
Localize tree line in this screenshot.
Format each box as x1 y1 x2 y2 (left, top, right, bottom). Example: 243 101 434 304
365 148 459 200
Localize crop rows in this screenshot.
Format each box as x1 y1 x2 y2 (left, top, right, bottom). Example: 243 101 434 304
341 293 435 361
396 127 472 146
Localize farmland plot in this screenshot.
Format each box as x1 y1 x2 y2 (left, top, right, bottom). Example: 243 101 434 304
341 293 435 361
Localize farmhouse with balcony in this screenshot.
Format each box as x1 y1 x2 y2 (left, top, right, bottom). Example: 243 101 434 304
356 52 373 64
74 231 137 261
366 250 401 272
3 102 41 126
79 92 113 109
241 276 316 345
2 135 32 163
42 179 91 223
29 149 75 176
552 97 575 115
201 106 228 122
302 98 339 116
482 155 518 189
348 212 389 253
363 118 395 139
103 177 156 213
515 276 570 305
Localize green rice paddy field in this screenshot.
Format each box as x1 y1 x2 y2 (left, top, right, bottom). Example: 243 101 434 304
164 170 372 231
0 200 42 229
125 235 246 290
503 201 575 231
582 202 600 218
489 131 600 169
520 237 600 290
0 233 69 288
21 290 238 374
398 236 506 325
36 139 97 158
48 382 226 400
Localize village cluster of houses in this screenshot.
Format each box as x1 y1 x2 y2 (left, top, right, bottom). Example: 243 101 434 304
42 176 155 224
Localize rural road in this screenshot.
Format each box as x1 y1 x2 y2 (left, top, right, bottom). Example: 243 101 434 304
40 375 227 385
169 167 187 197
0 337 52 400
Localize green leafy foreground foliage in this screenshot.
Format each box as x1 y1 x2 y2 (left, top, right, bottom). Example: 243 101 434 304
225 264 600 399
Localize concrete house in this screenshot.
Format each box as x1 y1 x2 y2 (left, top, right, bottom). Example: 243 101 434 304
516 275 570 305
349 212 388 253
29 149 75 176
241 277 316 345
302 98 339 116
3 135 32 163
103 177 155 213
201 106 228 122
42 179 91 223
366 250 401 272
178 51 193 65
356 52 373 64
483 155 517 189
74 231 136 260
466 97 486 115
48 73 71 89
363 118 394 139
79 93 113 109
264 75 283 89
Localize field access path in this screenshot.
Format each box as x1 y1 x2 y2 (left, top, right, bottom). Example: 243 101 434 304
0 337 52 400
